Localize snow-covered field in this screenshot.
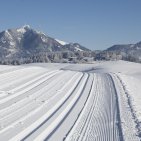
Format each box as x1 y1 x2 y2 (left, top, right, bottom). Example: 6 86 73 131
0 60 141 141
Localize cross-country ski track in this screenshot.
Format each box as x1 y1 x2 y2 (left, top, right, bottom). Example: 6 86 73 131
0 64 140 141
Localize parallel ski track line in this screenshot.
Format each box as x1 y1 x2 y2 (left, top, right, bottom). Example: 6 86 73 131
22 73 86 141
0 66 26 76
7 73 84 141
64 73 94 141
0 69 54 93
65 73 121 141
0 72 82 140
0 70 61 105
9 70 57 93
77 74 103 141
0 71 75 126
0 71 76 116
0 71 76 121
65 73 97 141
82 74 120 141
111 73 140 141
108 74 124 141
0 67 42 88
30 73 89 141
1 68 137 141
0 69 48 92
0 70 61 111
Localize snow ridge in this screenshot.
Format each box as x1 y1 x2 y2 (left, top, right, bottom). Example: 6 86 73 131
55 39 68 45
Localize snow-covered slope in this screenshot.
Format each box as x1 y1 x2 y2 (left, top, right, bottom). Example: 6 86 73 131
55 39 68 46
0 61 141 141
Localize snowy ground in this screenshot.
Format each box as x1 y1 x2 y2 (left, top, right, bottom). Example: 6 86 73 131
0 60 141 141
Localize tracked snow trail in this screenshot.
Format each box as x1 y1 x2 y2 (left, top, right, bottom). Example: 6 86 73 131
0 68 85 141
0 63 139 141
111 74 140 141
65 73 121 141
0 70 123 141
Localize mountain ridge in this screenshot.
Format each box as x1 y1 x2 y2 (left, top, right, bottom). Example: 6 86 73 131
0 25 91 64
0 25 90 53
1 25 141 64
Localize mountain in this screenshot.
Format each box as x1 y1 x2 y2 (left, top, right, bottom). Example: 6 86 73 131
101 41 141 62
0 25 90 64
106 41 141 52
106 41 141 58
106 44 134 52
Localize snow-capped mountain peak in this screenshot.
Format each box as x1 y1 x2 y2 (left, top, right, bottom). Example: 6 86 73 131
16 25 31 34
17 28 26 34
22 25 31 29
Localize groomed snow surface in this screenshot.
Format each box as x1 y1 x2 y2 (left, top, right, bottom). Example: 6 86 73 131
0 61 141 141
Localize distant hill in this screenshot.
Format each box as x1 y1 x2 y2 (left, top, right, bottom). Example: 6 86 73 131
107 41 141 52
106 44 134 52
105 41 141 62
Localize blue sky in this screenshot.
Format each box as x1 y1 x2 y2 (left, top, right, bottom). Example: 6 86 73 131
0 0 141 50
